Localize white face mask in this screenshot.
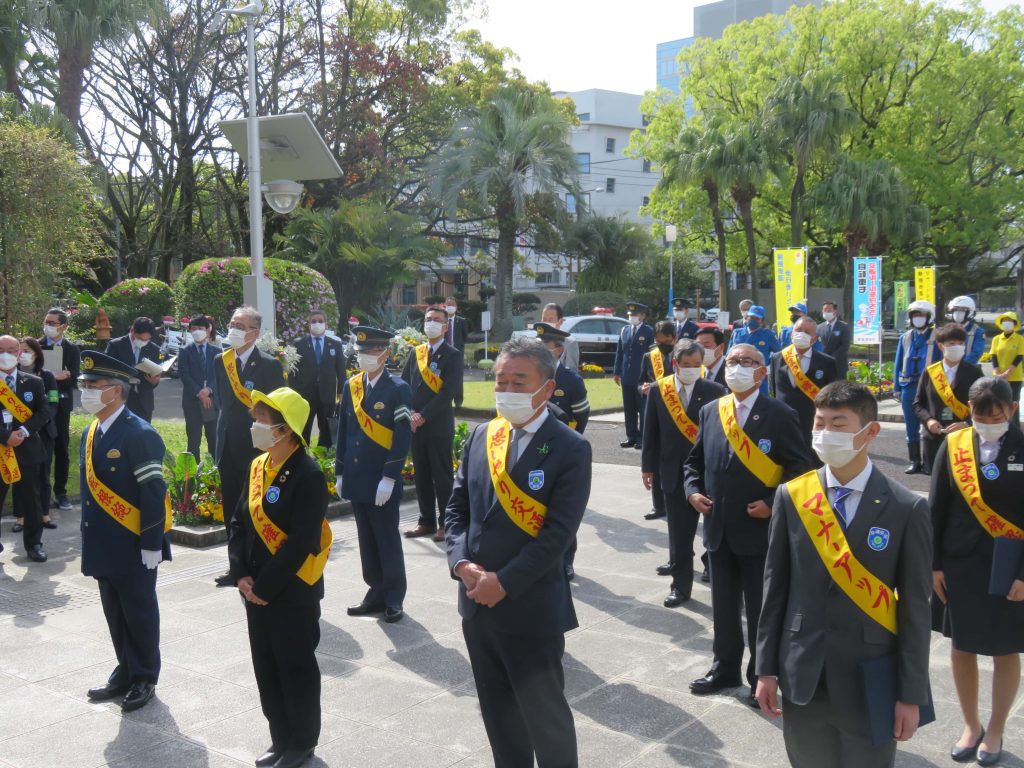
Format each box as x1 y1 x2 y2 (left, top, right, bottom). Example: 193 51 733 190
676 367 701 386
791 331 814 350
1002 320 1016 333
823 311 835 322
424 320 443 339
495 382 547 425
131 336 148 351
310 322 326 336
190 329 207 343
628 315 641 326
250 422 283 451
357 351 385 371
952 310 967 324
18 352 35 368
943 344 965 363
445 305 456 315
43 325 60 339
81 386 113 415
724 364 758 393
227 327 249 349
702 347 719 367
911 315 928 329
975 421 1010 444
811 424 872 469
673 310 687 321
0 352 17 371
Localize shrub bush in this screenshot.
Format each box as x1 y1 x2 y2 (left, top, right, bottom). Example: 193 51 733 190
173 258 338 342
99 278 175 329
563 291 629 317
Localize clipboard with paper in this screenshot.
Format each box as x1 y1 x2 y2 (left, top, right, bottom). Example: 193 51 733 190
42 347 63 373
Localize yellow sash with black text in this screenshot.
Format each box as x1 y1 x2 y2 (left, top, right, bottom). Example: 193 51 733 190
485 417 548 537
718 396 783 487
84 421 172 535
788 470 898 634
248 451 333 585
0 378 31 483
947 428 1024 539
221 348 253 407
415 344 443 394
657 375 699 444
781 344 820 400
648 349 666 380
926 361 969 421
349 373 393 450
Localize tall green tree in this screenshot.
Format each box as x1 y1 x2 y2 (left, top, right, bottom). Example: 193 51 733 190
565 215 656 294
721 123 772 303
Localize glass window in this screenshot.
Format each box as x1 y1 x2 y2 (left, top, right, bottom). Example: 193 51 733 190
565 193 577 215
606 178 616 193
605 137 616 153
642 159 652 173
576 153 590 174
642 196 650 206
604 318 629 335
570 319 605 334
577 112 590 122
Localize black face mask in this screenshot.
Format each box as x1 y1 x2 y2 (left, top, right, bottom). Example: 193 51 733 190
790 314 802 324
657 343 674 355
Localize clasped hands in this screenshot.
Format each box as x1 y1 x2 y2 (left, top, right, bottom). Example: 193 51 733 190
455 562 505 607
237 576 269 606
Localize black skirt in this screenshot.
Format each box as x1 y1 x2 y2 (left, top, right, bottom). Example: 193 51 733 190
944 553 1024 656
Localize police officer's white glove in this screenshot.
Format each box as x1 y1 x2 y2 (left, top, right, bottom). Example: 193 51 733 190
375 477 396 507
141 549 162 569
335 475 344 500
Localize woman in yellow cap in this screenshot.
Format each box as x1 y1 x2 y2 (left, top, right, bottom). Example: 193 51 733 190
989 311 1024 425
227 386 331 768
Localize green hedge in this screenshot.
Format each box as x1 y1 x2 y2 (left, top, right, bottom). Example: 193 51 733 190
173 257 339 342
99 278 174 329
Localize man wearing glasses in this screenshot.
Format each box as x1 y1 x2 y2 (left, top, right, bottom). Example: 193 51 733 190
683 344 814 706
212 307 284 586
39 308 80 513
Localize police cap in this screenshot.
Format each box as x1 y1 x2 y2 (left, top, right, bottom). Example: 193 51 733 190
534 322 570 344
79 350 140 385
351 325 394 350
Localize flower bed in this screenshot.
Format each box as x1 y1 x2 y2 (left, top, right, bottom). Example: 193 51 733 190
847 360 895 398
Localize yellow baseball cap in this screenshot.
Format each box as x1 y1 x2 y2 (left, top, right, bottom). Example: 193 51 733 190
251 387 310 446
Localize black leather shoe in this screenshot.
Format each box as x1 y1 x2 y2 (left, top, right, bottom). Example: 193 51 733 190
565 565 575 580
0 541 4 554
904 462 922 475
644 510 666 520
11 523 22 533
120 681 155 712
747 690 760 708
619 440 636 448
214 572 235 587
27 545 47 563
656 563 672 576
43 520 57 529
701 568 710 583
273 747 314 768
663 589 690 608
689 671 742 695
977 743 1002 767
87 681 130 701
255 747 282 767
347 602 385 617
383 606 403 623
633 443 643 450
950 729 984 762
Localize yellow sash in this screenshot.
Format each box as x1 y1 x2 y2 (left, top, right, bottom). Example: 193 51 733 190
782 345 821 400
415 344 443 394
349 374 393 450
0 379 30 485
485 418 548 537
788 470 898 634
927 361 969 421
649 350 666 379
657 375 699 444
718 396 783 487
222 348 253 407
248 451 333 585
947 428 1024 539
84 421 172 535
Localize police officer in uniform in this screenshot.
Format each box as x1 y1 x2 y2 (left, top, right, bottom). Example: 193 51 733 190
894 300 942 474
946 296 987 366
293 310 346 448
79 351 171 713
614 301 653 449
638 320 677 520
778 302 822 350
769 316 838 454
672 298 700 339
105 316 163 422
336 327 412 623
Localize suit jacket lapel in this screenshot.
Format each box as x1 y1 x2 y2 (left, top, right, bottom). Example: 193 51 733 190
844 466 890 544
483 415 559 524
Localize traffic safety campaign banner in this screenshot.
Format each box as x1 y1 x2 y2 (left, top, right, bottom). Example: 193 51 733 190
893 280 910 327
914 266 936 306
773 248 806 326
853 257 882 345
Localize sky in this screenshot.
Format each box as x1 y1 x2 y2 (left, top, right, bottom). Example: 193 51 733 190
460 0 1020 95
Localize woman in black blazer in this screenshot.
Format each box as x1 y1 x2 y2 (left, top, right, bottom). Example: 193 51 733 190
930 377 1024 766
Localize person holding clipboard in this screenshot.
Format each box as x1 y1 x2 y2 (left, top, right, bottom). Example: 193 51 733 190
930 376 1024 767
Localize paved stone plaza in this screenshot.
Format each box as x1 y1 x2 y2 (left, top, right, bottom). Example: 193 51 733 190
1 459 1022 767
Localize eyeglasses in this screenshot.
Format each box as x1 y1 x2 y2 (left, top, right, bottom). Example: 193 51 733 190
44 320 63 327
725 357 762 369
79 382 114 391
228 322 257 331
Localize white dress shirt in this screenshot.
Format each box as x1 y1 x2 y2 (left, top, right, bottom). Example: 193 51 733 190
786 347 812 387
675 375 695 407
236 344 255 368
98 404 127 436
510 407 550 464
943 360 959 384
825 459 873 527
366 369 384 390
705 358 724 382
979 438 1003 465
733 389 760 428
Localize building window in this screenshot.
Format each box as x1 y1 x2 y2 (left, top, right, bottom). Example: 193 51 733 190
401 285 417 305
642 114 650 127
576 152 590 174
577 112 590 122
606 178 616 193
642 196 650 206
642 159 652 173
605 137 616 154
565 193 577 215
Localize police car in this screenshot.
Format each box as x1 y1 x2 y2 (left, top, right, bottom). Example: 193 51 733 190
512 314 630 370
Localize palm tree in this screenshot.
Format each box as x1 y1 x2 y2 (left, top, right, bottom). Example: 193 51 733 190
431 87 580 340
0 0 31 106
720 123 772 303
766 73 857 247
813 156 929 311
657 116 730 309
564 214 655 294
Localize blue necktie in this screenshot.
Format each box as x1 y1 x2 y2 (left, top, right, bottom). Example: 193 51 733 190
314 337 322 364
833 486 854 530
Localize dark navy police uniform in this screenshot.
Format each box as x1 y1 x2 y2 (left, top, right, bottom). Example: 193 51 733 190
614 301 653 446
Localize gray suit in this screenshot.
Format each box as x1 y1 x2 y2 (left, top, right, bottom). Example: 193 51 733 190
561 336 580 371
756 466 932 767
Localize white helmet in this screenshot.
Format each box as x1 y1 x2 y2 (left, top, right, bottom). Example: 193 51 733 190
907 300 934 319
947 295 976 321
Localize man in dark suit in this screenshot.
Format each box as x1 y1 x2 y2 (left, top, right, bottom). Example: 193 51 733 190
444 296 470 352
770 316 839 454
292 310 346 448
817 301 852 378
446 337 592 768
732 299 753 331
696 327 728 387
40 307 79 512
643 338 727 607
0 335 49 561
105 317 163 422
672 298 700 339
402 305 464 542
614 301 654 449
178 315 220 462
683 343 815 705
756 381 933 767
336 326 413 623
213 306 285 586
638 320 678 520
78 351 171 713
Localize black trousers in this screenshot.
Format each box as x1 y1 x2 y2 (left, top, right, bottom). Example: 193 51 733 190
52 408 71 498
245 600 321 752
218 442 254 532
921 434 942 474
708 544 766 688
184 407 217 463
301 390 335 448
621 384 641 443
651 469 665 514
97 568 161 684
38 443 53 516
412 429 454 530
1 460 43 551
352 494 407 608
463 617 577 768
665 487 699 594
1012 382 1022 425
782 684 896 768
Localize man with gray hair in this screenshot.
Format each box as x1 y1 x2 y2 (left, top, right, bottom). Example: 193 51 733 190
446 336 592 767
770 315 839 454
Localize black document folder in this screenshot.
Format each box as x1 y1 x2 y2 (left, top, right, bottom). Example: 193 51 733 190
861 654 936 746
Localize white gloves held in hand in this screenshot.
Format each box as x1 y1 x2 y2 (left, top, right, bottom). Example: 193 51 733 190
375 477 396 507
141 549 162 569
335 475 344 500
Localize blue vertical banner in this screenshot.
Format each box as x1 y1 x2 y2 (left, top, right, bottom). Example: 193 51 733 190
852 256 882 345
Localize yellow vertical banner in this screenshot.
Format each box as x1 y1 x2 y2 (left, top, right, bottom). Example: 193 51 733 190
773 248 807 326
914 267 936 306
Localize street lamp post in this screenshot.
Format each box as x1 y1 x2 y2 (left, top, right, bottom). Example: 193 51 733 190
665 224 677 310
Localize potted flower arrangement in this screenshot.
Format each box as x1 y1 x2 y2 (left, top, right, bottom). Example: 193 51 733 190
165 452 224 526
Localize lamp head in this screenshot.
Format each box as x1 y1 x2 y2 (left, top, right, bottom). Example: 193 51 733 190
262 179 304 214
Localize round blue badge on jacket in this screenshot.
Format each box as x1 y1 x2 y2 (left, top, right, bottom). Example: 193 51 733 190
867 527 890 551
981 463 1000 480
266 486 280 503
23 391 32 402
757 438 772 453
